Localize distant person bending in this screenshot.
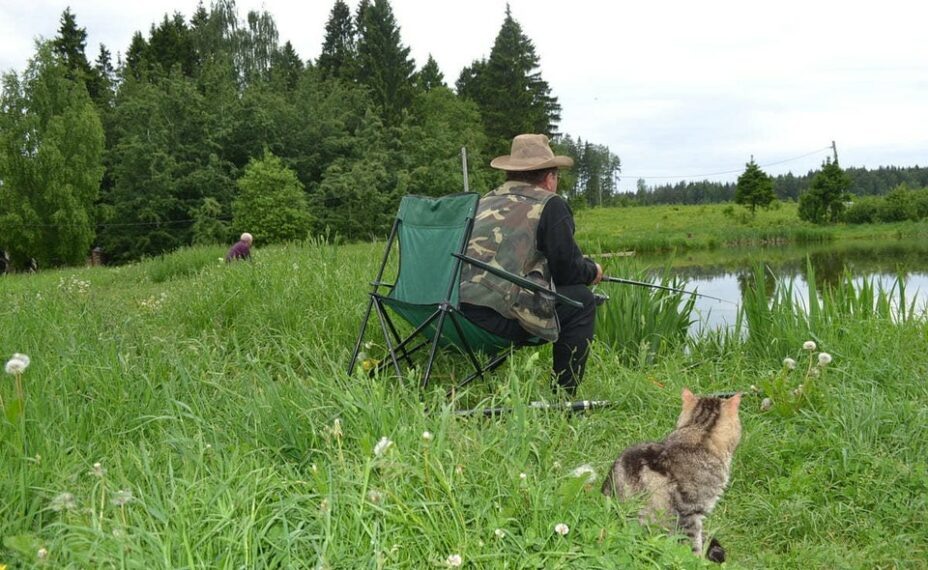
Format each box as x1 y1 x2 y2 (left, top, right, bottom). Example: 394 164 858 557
225 233 254 262
459 134 603 396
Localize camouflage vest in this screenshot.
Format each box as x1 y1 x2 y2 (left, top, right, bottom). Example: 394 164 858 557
459 181 559 342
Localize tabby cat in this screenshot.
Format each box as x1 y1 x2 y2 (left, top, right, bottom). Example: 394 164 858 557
602 388 742 561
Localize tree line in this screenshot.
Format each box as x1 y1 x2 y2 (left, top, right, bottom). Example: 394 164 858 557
633 164 928 206
0 1 623 268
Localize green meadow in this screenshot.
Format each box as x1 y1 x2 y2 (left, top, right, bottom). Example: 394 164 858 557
574 202 928 254
1 227 927 568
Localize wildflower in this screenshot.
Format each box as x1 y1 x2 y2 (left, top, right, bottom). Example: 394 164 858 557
455 465 464 476
319 498 330 513
37 548 48 560
494 528 506 539
750 385 759 392
519 472 527 481
422 431 433 442
50 492 77 512
783 357 797 370
111 489 133 507
311 463 318 474
330 418 343 439
90 462 106 477
367 489 383 504
803 341 817 351
445 554 462 567
5 354 29 375
554 523 570 536
817 352 832 366
760 397 773 412
571 464 597 484
552 461 562 470
374 437 393 457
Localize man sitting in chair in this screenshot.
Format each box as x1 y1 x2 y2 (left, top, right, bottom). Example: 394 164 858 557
460 134 603 395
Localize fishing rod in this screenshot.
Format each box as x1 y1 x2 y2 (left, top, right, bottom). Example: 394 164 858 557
454 399 613 417
600 275 738 305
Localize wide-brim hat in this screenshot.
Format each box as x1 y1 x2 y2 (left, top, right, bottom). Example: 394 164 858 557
490 134 574 171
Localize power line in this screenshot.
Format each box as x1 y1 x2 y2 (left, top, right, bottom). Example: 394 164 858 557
623 145 833 181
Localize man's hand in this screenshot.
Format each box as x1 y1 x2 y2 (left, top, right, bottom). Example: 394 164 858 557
592 263 603 285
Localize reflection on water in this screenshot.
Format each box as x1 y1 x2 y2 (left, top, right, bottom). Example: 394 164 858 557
635 242 928 333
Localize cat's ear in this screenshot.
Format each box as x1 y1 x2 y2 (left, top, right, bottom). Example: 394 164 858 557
682 387 697 404
726 393 742 410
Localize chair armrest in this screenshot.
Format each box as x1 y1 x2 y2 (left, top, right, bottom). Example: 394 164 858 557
453 253 583 309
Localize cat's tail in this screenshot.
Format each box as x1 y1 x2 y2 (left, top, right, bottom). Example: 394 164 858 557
706 536 725 564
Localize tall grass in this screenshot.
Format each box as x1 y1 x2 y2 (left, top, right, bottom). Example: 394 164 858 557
1 241 926 568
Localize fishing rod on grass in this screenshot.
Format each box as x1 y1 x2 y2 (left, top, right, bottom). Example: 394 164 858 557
599 275 738 306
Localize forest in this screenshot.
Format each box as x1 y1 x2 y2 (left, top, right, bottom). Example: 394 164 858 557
0 0 621 267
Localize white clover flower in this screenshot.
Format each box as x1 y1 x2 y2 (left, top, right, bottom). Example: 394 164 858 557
90 462 106 477
552 461 562 470
111 489 133 507
760 397 773 412
554 523 570 536
37 547 48 560
494 528 506 539
422 431 433 442
374 437 393 457
803 341 817 351
446 554 463 567
571 464 598 484
817 352 832 366
519 472 527 481
783 357 797 370
50 492 77 512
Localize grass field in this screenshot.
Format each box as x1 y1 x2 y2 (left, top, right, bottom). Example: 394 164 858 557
574 202 928 254
1 230 927 568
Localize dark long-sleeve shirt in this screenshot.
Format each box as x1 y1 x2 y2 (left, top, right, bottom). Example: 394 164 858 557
536 196 598 286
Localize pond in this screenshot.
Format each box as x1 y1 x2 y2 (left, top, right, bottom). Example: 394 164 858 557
628 241 928 334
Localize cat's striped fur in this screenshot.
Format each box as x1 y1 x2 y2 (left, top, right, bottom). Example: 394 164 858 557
602 388 742 559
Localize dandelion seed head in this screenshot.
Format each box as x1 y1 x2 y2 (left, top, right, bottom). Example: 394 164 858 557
367 489 383 504
571 464 598 484
803 341 817 351
111 489 133 507
818 352 832 366
554 523 570 536
445 554 462 567
783 357 797 370
374 436 393 457
5 356 28 375
760 397 773 412
50 492 77 512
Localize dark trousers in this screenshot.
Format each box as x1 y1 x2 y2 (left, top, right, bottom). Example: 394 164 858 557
460 284 597 395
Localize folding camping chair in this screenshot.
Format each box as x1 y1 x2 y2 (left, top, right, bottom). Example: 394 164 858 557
347 191 583 391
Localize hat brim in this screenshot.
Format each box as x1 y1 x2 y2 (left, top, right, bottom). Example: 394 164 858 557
489 155 574 171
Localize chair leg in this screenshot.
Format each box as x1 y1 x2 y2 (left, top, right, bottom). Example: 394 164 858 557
449 352 510 397
373 300 404 379
348 295 377 374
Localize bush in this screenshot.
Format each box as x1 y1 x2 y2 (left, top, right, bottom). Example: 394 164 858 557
843 196 881 224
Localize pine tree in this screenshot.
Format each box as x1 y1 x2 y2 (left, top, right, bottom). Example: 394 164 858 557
799 157 852 223
735 158 775 214
456 5 561 156
0 43 104 267
415 54 445 92
355 0 415 126
270 41 304 91
51 8 92 82
317 0 356 81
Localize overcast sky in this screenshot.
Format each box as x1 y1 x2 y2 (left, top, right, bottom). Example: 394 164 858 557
2 0 926 191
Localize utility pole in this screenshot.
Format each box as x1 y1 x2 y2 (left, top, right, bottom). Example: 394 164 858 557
831 140 838 163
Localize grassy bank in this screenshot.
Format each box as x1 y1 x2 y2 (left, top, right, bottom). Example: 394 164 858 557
574 202 928 254
1 240 926 568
